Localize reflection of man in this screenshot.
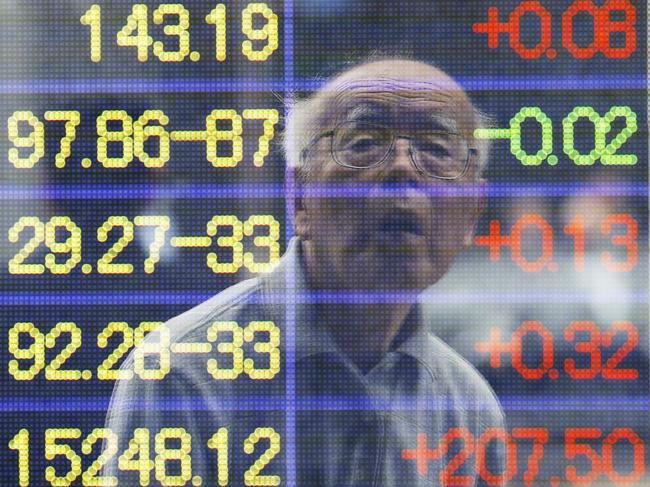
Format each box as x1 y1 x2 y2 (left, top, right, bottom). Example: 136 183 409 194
103 58 505 486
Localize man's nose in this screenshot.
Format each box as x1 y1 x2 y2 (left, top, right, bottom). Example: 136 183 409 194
381 137 419 184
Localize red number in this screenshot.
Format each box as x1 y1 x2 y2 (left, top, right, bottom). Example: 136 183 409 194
564 321 601 380
599 0 637 58
602 321 639 380
601 214 637 272
508 1 552 59
562 0 637 59
512 428 548 486
602 428 645 484
510 214 554 272
564 216 585 272
565 428 602 484
440 428 475 487
562 0 601 58
511 321 554 380
476 428 517 486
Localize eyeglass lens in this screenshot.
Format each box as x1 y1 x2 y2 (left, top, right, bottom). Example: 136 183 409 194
331 122 468 178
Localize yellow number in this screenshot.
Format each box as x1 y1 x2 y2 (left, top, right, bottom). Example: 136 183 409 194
118 428 153 486
207 321 244 379
154 428 192 486
9 429 30 487
207 215 244 273
45 428 82 486
8 322 45 380
97 216 134 274
80 5 102 62
9 322 87 381
8 216 81 275
44 111 81 168
133 110 170 167
601 106 638 165
81 428 118 486
242 109 278 167
242 3 279 62
8 111 44 168
153 4 191 62
97 322 134 380
134 215 170 272
97 110 134 168
44 216 82 274
205 109 243 167
244 427 281 486
134 322 169 380
206 321 280 380
207 428 229 486
243 215 280 272
117 4 152 62
243 321 280 380
205 4 227 61
44 322 83 380
8 216 45 274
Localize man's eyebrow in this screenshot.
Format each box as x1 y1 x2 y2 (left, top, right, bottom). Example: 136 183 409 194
342 102 390 123
425 115 458 133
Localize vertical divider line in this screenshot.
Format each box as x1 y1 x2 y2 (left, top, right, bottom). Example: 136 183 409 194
646 0 649 441
282 0 297 484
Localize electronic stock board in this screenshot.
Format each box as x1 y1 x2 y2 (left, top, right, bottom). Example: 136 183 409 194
0 0 648 485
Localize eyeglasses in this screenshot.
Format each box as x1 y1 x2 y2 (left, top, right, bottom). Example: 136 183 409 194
301 121 473 180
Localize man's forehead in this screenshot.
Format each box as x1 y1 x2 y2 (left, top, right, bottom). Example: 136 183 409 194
336 97 461 132
328 83 469 131
318 64 471 128
329 60 462 96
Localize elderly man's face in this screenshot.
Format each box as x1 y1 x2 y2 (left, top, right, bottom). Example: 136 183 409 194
296 61 484 291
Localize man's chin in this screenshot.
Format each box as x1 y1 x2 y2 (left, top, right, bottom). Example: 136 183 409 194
370 276 432 293
353 259 435 292
373 230 426 250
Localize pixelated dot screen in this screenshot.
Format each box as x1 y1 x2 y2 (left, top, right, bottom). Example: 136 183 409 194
0 0 648 485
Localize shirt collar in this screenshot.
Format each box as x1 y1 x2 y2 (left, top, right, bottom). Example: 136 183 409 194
260 236 436 369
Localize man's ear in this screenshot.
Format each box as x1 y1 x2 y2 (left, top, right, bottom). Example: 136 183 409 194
287 166 311 240
463 179 487 247
294 193 311 240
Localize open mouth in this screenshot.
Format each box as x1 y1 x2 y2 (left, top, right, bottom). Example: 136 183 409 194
377 211 424 236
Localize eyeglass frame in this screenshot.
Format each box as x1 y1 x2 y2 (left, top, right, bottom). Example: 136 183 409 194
299 122 478 180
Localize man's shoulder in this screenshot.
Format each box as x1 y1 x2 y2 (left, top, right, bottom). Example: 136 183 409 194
421 331 504 417
164 275 269 343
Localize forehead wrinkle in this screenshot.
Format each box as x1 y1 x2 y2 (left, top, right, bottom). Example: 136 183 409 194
330 91 461 129
332 74 461 92
331 79 458 105
322 76 465 124
343 101 391 122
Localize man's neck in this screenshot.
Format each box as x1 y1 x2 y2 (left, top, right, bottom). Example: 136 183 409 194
301 239 415 372
317 302 413 373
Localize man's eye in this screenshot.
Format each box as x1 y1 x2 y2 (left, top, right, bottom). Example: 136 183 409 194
419 141 451 158
346 137 381 152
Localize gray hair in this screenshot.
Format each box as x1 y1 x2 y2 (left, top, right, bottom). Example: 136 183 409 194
283 60 493 183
